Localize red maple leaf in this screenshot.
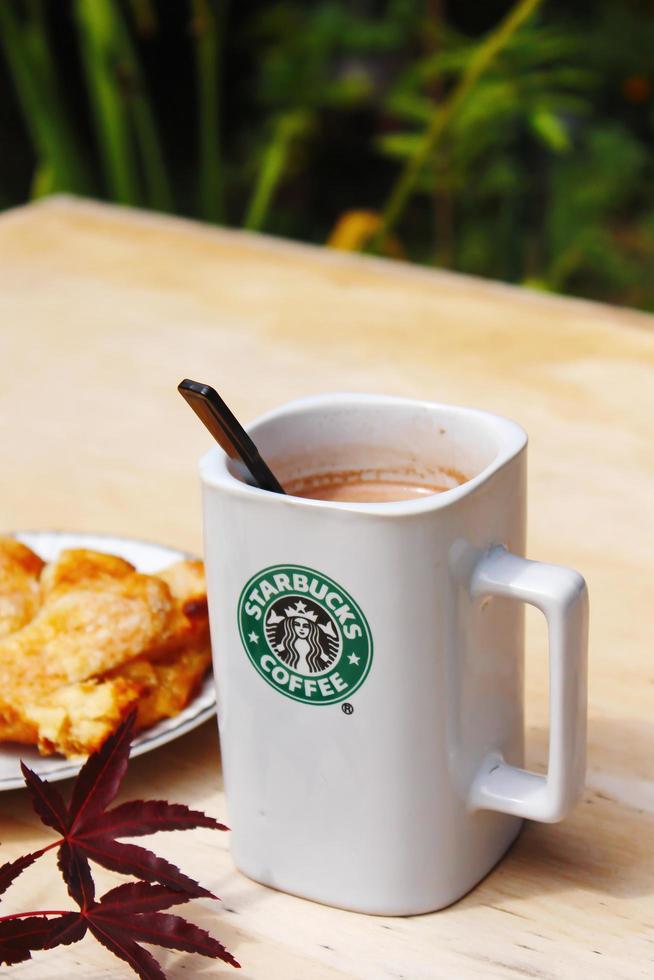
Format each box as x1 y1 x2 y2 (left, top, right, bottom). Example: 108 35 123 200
0 882 239 976
0 711 239 975
0 914 83 966
20 711 226 900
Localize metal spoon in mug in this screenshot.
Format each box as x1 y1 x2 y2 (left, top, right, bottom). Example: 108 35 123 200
178 379 286 494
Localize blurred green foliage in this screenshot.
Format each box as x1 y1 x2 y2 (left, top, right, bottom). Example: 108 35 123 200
1 0 654 310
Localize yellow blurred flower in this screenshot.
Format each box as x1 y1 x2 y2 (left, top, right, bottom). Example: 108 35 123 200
327 210 404 258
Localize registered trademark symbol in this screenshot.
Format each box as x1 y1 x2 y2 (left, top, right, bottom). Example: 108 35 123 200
341 703 354 715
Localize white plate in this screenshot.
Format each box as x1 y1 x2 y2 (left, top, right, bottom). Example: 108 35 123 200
0 531 216 792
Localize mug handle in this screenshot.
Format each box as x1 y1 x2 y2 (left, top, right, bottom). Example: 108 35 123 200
467 545 588 822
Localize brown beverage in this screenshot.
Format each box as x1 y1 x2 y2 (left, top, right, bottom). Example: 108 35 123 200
285 467 467 503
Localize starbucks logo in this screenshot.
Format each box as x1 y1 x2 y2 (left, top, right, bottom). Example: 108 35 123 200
238 564 373 705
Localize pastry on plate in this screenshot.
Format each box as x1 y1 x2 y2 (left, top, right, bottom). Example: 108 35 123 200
0 538 45 639
0 539 212 758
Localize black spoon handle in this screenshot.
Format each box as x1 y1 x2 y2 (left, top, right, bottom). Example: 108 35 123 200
178 379 286 495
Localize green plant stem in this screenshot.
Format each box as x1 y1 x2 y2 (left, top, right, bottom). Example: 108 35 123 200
192 0 226 223
373 0 543 249
0 0 92 195
425 0 454 266
74 0 172 210
73 0 140 204
115 3 173 210
546 241 584 290
128 0 158 37
244 112 306 232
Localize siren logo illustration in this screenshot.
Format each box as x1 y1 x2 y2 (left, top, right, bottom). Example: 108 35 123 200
238 564 373 705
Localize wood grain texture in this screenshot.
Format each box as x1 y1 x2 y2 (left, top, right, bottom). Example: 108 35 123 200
0 196 652 979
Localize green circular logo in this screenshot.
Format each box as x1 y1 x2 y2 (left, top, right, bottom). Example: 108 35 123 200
237 564 373 705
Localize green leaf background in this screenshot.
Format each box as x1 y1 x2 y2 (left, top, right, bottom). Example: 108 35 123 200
1 0 653 310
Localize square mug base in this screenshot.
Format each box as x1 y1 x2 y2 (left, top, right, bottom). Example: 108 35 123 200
230 818 524 916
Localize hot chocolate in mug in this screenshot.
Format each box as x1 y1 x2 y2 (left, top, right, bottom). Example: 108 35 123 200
200 393 588 915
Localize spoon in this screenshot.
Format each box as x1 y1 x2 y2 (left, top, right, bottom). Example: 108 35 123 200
178 379 286 494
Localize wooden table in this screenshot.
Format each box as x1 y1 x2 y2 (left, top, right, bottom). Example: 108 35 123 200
0 196 652 979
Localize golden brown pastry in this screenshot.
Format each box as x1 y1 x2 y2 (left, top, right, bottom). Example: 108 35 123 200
40 549 210 655
0 538 44 638
0 547 213 757
11 676 143 757
114 642 212 732
12 643 212 758
150 558 209 654
40 548 135 599
0 568 173 699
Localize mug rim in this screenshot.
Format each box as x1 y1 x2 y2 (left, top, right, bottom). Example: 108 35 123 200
199 392 527 516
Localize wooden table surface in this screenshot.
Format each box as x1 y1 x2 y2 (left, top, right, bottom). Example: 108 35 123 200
0 196 652 979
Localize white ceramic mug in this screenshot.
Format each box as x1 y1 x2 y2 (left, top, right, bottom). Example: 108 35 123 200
200 393 588 915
